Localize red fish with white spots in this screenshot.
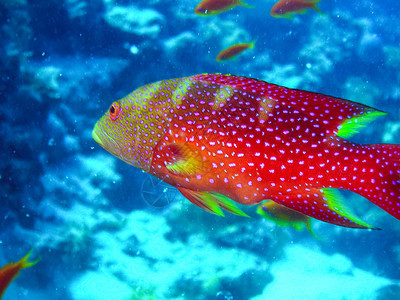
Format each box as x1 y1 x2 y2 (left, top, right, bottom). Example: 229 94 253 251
93 74 400 229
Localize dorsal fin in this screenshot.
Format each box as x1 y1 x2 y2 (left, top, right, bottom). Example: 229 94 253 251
193 74 387 138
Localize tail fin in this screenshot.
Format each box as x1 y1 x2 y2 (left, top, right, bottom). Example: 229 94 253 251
357 144 400 222
311 0 325 15
19 249 40 269
248 40 256 49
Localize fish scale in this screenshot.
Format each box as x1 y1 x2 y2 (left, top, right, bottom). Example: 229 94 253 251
93 74 400 229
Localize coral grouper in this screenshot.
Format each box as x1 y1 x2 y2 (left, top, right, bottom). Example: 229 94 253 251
93 74 400 229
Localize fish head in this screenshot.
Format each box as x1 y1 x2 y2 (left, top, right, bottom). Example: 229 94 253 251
271 8 284 15
195 5 212 16
92 83 171 172
270 3 286 17
259 201 279 215
195 5 206 14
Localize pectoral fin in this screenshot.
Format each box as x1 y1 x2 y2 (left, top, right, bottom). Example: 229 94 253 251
155 141 207 177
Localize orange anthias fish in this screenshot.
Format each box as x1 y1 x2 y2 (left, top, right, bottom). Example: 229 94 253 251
195 0 253 16
216 41 255 62
257 200 318 238
0 250 39 299
93 74 400 229
271 0 322 19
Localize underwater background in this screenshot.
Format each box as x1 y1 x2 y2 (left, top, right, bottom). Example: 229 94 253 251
1 0 400 299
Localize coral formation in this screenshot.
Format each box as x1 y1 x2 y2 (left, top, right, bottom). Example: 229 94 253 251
104 5 165 38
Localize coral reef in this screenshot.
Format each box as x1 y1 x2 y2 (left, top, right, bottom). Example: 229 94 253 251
104 5 165 38
69 210 271 299
253 245 395 300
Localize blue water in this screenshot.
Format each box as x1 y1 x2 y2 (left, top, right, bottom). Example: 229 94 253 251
1 0 400 299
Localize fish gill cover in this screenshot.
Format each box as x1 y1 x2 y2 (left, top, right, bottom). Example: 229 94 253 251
1 0 400 299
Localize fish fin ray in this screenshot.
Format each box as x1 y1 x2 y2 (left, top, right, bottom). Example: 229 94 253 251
178 188 224 216
311 0 325 15
20 249 40 269
193 74 387 138
178 188 249 217
248 40 256 49
257 208 290 227
291 222 304 231
321 188 376 228
257 200 319 237
304 218 321 240
211 193 250 217
337 111 387 139
156 140 205 177
273 13 295 19
270 187 376 229
237 0 254 8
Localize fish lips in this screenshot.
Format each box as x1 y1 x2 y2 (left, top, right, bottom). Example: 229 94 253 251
92 128 103 147
92 123 131 163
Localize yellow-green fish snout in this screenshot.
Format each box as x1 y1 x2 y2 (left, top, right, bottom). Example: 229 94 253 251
92 126 104 147
92 94 166 172
92 120 125 159
92 119 121 159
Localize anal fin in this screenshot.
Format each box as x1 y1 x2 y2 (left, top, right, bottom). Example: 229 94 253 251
178 188 249 217
269 187 377 229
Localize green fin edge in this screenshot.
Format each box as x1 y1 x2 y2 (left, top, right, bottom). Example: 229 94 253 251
273 13 295 19
237 0 254 8
304 219 322 240
321 188 375 229
256 203 291 224
210 193 250 217
187 191 249 217
200 193 225 216
336 111 387 139
257 203 316 236
20 249 40 269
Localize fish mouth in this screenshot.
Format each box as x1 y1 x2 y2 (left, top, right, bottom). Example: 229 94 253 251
92 128 103 147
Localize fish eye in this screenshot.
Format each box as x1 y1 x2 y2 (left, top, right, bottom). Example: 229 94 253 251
109 102 121 121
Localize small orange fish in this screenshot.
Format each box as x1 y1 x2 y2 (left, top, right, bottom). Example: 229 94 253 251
270 0 322 19
195 0 253 16
0 250 39 299
216 41 255 62
257 200 318 238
